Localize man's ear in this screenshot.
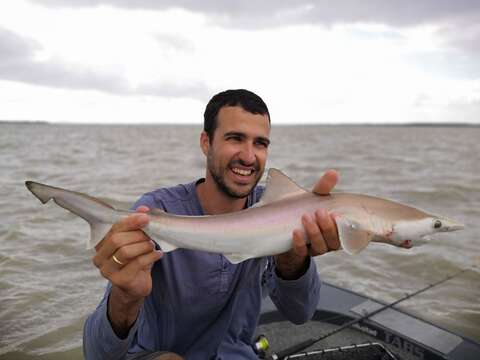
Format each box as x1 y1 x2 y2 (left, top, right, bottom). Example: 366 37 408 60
200 131 210 156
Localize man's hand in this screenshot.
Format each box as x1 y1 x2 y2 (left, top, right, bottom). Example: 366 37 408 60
274 170 341 280
92 206 162 338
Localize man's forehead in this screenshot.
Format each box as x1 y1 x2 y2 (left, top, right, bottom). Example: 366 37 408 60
216 106 270 135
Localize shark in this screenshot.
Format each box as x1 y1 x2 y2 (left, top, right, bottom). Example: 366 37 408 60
25 168 464 263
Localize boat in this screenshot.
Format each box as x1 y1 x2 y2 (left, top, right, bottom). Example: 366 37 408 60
257 281 480 360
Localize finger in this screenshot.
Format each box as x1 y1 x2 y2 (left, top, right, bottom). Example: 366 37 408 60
302 214 328 256
93 230 149 268
312 169 339 195
316 209 340 251
292 229 309 258
111 213 150 234
96 213 149 252
95 211 150 251
100 241 157 276
114 241 156 264
113 250 163 287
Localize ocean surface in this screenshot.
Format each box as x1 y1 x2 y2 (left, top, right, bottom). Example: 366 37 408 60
1 123 479 359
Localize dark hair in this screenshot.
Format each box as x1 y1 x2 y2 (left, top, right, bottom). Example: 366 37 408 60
203 89 270 141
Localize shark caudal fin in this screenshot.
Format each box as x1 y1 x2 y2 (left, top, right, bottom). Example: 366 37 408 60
335 216 374 255
25 181 118 249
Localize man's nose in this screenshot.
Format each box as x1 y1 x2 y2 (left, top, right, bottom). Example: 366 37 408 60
238 142 256 165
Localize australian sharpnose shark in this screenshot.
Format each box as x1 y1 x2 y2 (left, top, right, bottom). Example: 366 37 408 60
25 169 464 263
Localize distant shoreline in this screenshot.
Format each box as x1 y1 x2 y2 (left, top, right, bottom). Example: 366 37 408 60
0 120 49 125
0 120 478 127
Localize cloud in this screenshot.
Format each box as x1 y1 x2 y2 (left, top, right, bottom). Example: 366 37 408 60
31 0 480 27
155 33 195 53
0 28 128 92
30 0 480 59
404 50 480 79
437 15 480 55
138 81 208 98
0 26 40 61
0 26 210 99
442 98 480 123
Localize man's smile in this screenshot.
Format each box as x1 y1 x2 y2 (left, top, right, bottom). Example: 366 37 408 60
231 167 253 176
229 164 258 185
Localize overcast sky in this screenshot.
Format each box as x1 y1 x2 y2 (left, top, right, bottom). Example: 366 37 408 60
1 0 479 124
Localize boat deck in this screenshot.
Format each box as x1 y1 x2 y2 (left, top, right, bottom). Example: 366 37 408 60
258 320 411 359
258 282 480 360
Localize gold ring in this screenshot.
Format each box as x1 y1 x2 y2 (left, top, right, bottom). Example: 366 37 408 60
112 254 124 265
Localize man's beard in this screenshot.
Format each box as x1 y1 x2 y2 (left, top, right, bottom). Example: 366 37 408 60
207 154 262 199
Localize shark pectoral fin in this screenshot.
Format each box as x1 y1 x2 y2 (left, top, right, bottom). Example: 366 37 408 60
336 216 373 255
224 253 253 264
89 222 113 249
157 240 178 253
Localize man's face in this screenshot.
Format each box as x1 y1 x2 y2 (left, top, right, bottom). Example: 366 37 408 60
202 106 270 199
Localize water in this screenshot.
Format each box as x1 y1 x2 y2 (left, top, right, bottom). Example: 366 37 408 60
1 124 479 358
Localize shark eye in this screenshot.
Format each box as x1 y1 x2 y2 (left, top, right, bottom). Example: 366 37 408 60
433 220 442 229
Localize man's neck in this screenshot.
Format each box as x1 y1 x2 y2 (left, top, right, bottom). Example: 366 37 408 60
196 178 247 215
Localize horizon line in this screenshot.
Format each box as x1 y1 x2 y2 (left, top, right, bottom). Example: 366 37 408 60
1 119 479 127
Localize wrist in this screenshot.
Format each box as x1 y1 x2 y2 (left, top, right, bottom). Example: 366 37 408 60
111 285 144 306
275 255 310 280
107 286 144 339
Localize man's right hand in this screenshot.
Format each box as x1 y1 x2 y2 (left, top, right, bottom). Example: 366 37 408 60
92 206 163 338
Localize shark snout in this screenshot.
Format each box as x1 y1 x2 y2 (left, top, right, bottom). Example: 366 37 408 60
440 218 465 232
447 223 464 231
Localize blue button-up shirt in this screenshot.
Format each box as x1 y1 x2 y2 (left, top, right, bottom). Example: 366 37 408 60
83 180 321 359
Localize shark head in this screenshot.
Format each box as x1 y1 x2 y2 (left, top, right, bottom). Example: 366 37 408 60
430 216 465 233
389 215 464 249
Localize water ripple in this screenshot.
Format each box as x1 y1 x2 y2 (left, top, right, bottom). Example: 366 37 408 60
1 124 479 356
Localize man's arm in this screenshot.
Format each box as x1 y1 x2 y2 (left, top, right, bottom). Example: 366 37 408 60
269 170 340 323
275 169 340 277
267 255 321 324
83 283 146 360
83 204 162 359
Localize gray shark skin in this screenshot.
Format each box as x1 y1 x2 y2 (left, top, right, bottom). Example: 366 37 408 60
25 169 464 263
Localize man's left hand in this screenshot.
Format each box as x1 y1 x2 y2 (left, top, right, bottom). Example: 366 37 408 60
274 169 341 280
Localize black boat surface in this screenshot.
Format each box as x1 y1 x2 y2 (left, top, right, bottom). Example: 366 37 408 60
257 281 480 360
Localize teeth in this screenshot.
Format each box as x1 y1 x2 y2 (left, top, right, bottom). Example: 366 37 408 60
232 168 252 176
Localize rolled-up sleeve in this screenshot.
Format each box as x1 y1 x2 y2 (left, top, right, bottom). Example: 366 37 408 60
267 257 321 324
83 285 145 360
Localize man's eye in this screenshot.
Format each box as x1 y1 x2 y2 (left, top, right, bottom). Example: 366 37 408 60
255 140 269 148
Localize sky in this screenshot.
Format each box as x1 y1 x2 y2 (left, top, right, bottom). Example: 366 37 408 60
1 0 479 124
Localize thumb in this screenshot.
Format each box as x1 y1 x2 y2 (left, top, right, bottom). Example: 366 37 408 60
136 205 150 213
312 169 339 195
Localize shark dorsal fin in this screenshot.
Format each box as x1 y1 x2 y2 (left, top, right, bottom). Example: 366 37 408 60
257 168 307 206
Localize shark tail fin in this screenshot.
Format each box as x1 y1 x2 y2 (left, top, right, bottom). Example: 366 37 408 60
335 215 374 255
25 181 118 249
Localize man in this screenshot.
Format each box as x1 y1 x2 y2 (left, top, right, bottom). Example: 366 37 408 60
84 89 340 359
